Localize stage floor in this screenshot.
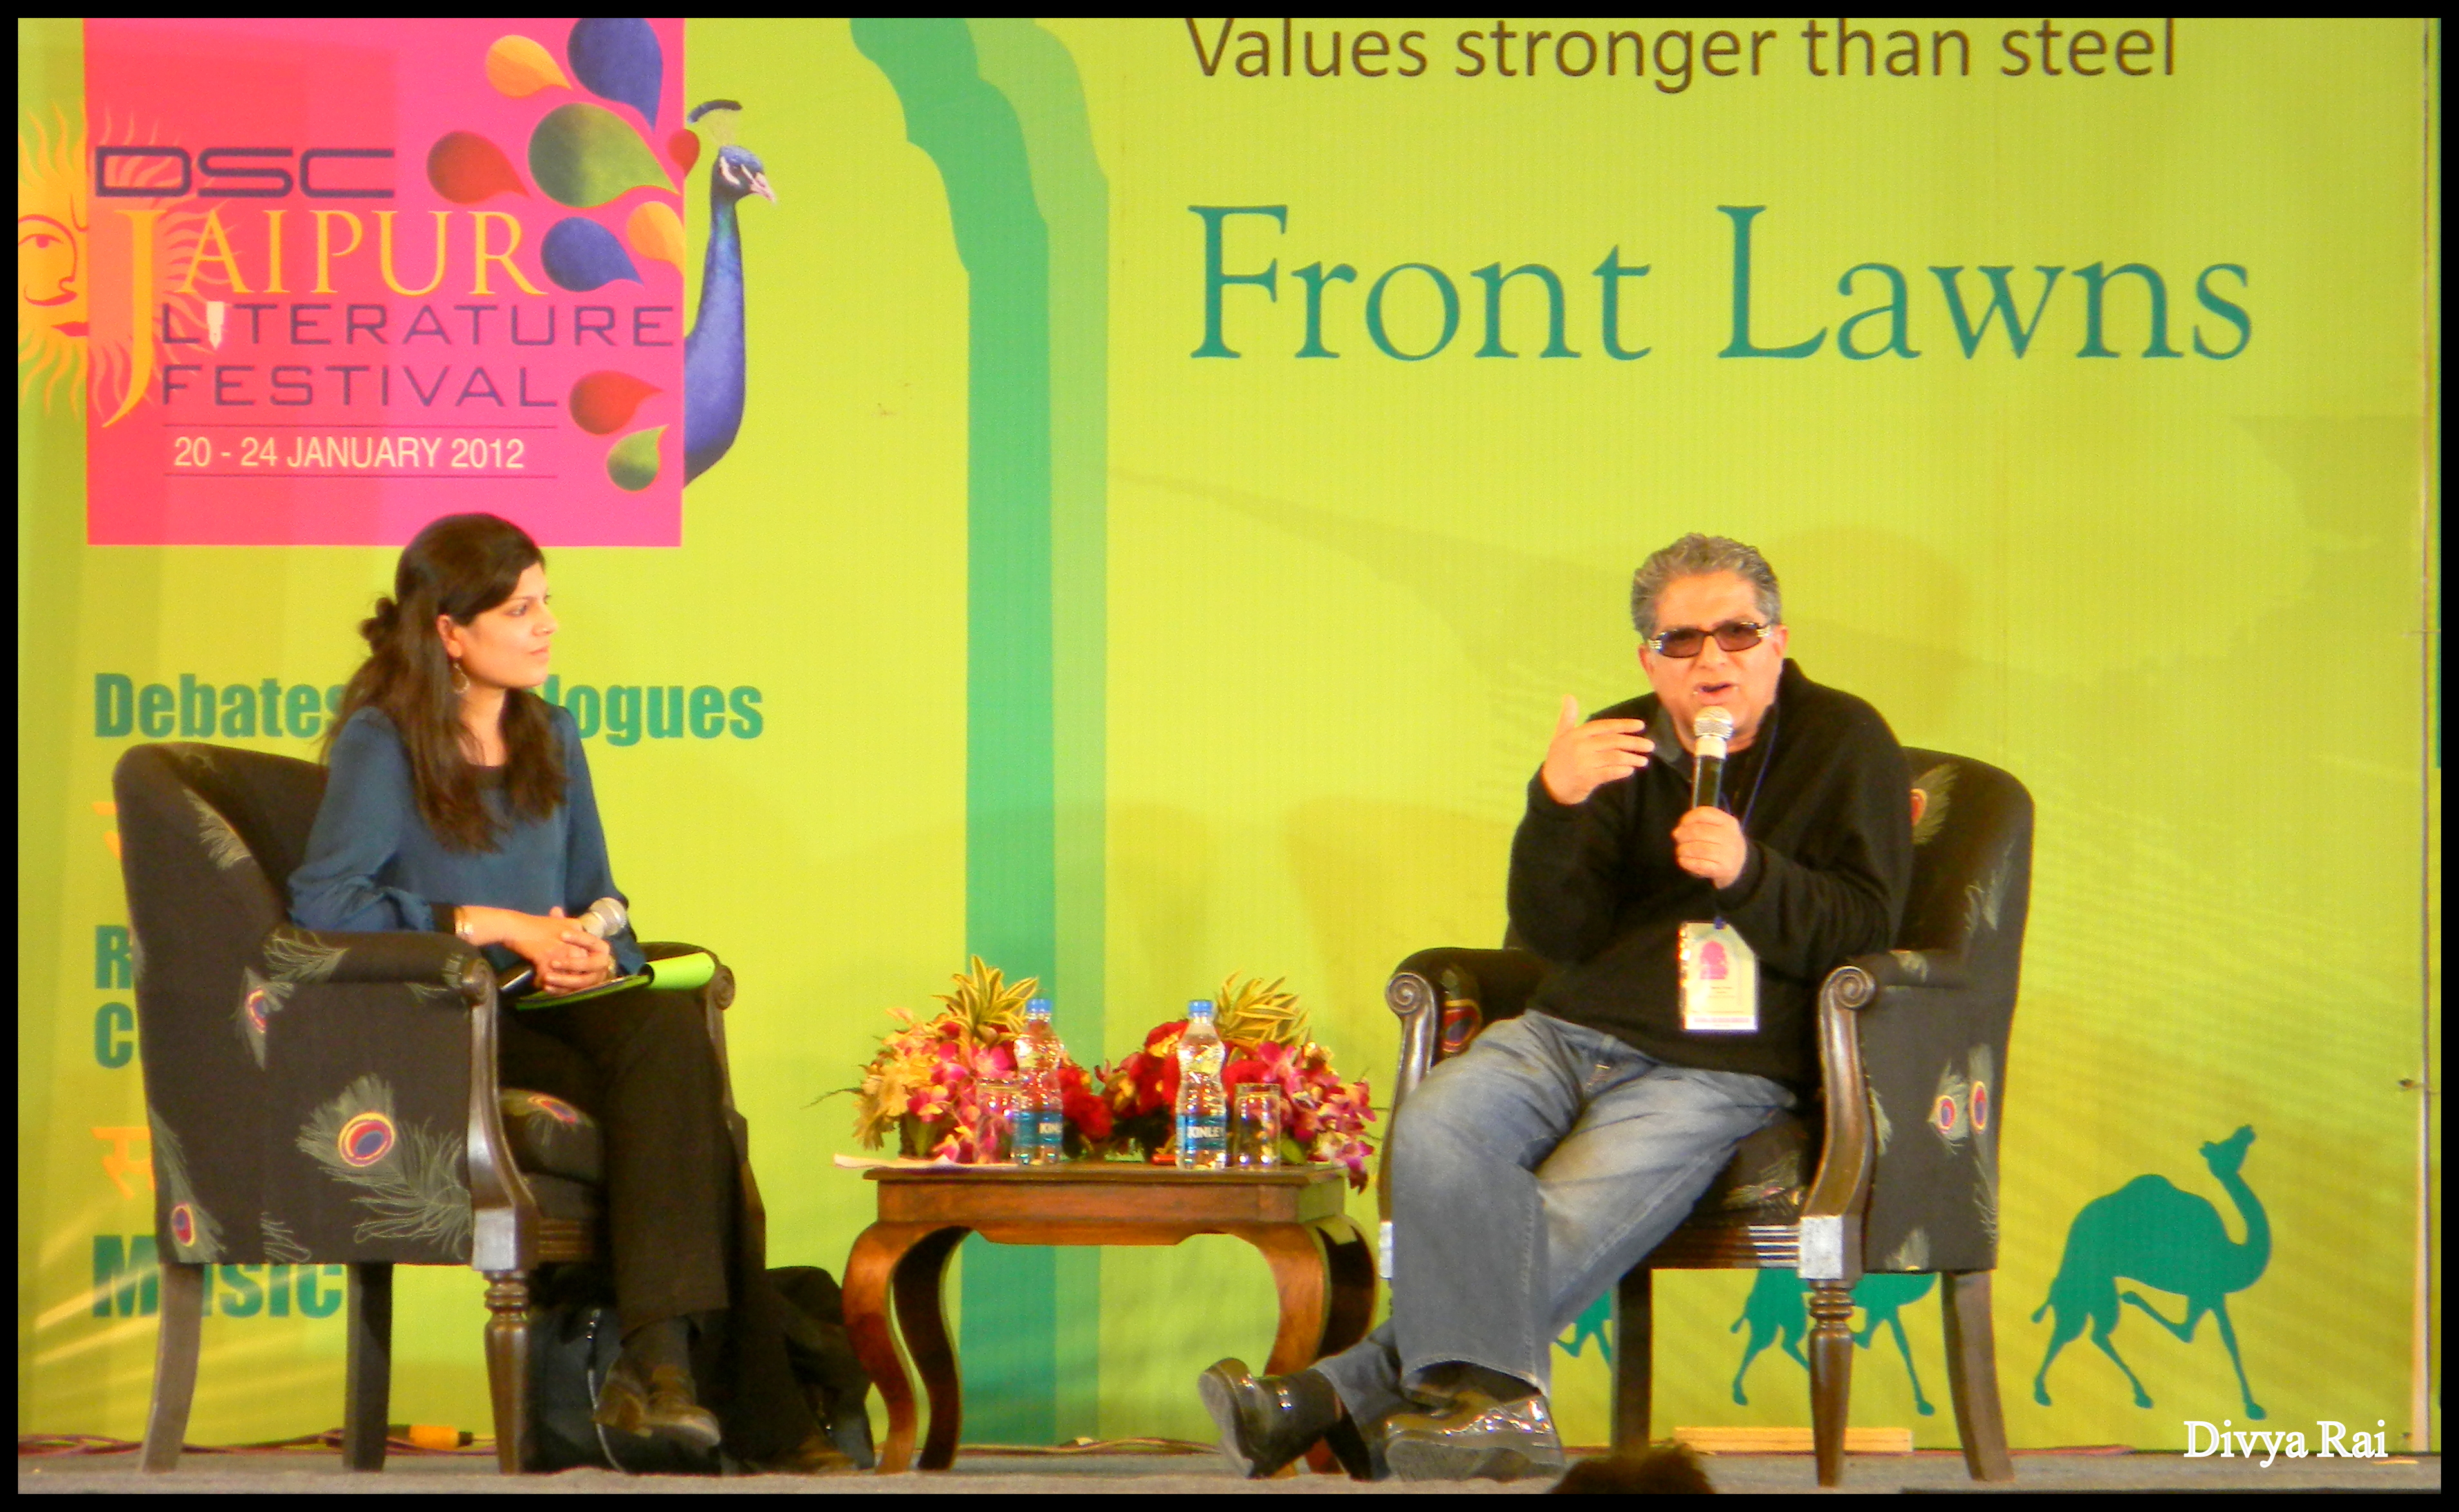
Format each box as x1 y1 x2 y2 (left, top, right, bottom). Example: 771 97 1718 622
16 1448 2442 1494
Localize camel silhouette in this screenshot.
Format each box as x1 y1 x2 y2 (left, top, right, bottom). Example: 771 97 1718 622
1727 1269 1940 1414
1559 1289 1615 1363
2030 1125 2269 1419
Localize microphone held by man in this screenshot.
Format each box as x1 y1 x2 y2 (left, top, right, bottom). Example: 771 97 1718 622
1691 705 1734 813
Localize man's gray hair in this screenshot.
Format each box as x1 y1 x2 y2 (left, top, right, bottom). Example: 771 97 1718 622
1629 533 1783 634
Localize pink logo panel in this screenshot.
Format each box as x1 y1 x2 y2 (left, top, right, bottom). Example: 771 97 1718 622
84 18 687 545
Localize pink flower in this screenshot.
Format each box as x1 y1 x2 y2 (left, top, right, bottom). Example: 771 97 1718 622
1324 1136 1372 1188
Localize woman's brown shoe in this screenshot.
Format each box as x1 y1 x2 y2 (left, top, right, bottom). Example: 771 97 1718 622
748 1431 857 1474
642 1364 723 1452
591 1360 653 1436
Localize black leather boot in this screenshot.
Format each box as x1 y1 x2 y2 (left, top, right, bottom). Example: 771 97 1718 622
1198 1358 1353 1479
1321 1413 1390 1481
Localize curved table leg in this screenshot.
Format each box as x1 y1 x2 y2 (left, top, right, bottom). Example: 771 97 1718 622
895 1227 969 1470
1227 1223 1331 1479
1306 1215 1380 1477
1234 1223 1331 1378
1315 1215 1377 1359
1241 1216 1380 1477
844 1222 967 1474
1308 1219 1387 1475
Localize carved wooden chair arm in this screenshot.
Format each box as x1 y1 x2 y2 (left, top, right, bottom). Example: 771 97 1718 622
1797 962 1880 1280
1384 947 1549 1111
1840 946 1974 995
1799 955 1992 1280
258 923 492 996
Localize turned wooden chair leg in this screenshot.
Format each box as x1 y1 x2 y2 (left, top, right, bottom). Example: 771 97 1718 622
1805 1278 1857 1488
342 1262 394 1471
483 1271 535 1474
142 1262 207 1473
1611 1268 1654 1452
1942 1271 2015 1482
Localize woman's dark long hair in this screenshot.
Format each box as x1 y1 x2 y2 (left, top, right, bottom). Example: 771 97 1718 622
326 513 565 851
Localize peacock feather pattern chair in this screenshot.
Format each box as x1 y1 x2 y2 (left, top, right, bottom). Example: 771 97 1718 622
112 741 756 1473
1380 748 2031 1488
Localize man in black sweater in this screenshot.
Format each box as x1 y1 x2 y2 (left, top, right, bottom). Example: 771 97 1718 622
1201 534 1913 1481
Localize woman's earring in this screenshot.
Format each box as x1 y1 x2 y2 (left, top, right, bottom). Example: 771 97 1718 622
450 659 470 695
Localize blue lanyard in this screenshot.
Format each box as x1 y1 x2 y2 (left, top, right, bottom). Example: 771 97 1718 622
1732 699 1778 834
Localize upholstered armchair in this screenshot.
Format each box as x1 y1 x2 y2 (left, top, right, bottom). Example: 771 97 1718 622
111 742 756 1473
1380 748 2031 1487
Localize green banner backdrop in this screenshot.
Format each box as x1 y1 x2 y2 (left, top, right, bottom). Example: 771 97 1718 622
17 17 2440 1455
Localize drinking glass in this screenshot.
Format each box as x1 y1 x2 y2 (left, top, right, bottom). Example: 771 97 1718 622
1232 1085 1283 1170
974 1078 1020 1165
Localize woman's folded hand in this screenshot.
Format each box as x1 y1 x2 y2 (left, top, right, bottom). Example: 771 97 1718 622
465 905 617 994
543 914 617 993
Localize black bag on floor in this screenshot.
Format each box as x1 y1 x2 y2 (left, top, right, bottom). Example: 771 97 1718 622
526 1278 718 1474
769 1265 878 1470
525 1266 875 1473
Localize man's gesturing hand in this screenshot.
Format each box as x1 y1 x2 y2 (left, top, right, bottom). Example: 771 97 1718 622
1541 695 1655 806
1673 806 1749 890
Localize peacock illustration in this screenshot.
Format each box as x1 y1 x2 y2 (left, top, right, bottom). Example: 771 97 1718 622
235 965 284 1069
682 99 774 484
296 1073 472 1253
2031 1125 2270 1419
149 1111 224 1263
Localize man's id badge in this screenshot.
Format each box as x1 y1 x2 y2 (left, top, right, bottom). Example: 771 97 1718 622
1680 921 1760 1033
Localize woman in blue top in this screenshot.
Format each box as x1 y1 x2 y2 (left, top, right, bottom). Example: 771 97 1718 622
291 513 828 1469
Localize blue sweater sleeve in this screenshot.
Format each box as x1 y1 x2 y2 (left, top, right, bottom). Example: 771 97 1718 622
556 710 646 975
289 708 444 933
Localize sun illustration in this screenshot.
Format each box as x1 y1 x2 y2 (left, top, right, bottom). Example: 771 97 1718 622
17 107 202 418
17 106 87 413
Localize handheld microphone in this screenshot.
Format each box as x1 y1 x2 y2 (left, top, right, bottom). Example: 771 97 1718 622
1691 707 1734 811
496 896 628 997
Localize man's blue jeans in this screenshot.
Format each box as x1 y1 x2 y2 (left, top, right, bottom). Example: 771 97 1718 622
1312 1011 1794 1424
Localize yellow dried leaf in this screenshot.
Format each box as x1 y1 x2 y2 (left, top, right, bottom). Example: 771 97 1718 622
934 954 1036 1044
1216 972 1309 1047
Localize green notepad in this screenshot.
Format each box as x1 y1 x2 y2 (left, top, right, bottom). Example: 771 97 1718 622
513 951 717 1008
642 951 717 991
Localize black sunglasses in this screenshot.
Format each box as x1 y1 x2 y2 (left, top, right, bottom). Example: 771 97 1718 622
1647 620 1774 658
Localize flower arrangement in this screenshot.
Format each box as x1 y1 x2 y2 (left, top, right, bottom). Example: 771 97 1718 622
848 957 1112 1163
1096 974 1377 1188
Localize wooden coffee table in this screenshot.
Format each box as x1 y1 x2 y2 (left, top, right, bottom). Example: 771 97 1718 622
842 1163 1377 1473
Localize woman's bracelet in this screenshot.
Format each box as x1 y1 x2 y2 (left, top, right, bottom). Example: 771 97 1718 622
454 907 476 944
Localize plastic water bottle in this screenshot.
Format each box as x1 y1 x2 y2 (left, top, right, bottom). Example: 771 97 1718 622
1175 999 1228 1170
1015 997 1065 1165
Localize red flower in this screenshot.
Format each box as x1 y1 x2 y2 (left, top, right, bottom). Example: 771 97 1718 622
1090 1022 1380 1188
1059 1062 1113 1141
1104 1020 1189 1119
